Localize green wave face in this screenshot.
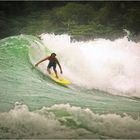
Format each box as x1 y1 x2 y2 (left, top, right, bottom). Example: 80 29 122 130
0 35 100 111
0 35 140 139
0 35 78 111
0 35 40 110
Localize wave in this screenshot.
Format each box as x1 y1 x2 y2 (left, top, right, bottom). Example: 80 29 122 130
0 34 77 111
0 103 140 139
40 33 140 97
0 34 140 139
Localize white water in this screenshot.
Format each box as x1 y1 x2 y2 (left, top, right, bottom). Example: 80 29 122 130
1 34 140 139
0 103 140 139
40 33 140 97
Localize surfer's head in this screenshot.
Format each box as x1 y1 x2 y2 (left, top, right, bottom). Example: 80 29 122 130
51 53 56 57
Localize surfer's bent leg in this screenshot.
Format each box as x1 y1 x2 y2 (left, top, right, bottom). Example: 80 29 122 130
47 63 52 74
47 67 51 74
53 65 58 78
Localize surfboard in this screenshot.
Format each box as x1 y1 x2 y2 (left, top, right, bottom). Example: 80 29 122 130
49 72 71 85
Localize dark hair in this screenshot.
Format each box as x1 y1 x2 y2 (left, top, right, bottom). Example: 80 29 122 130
51 53 56 56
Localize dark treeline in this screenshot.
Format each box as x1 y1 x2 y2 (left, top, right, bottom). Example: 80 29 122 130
0 1 67 15
0 1 140 40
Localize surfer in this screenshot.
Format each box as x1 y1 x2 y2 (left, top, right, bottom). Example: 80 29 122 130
35 53 63 78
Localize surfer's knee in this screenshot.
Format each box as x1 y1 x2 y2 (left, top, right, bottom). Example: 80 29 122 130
53 67 56 72
54 69 57 73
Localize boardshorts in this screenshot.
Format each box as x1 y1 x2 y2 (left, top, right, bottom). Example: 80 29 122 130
47 61 56 70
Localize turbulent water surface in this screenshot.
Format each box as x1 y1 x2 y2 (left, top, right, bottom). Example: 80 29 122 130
0 34 140 139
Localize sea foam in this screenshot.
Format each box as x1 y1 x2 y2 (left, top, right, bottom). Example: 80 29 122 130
40 34 140 97
0 103 140 139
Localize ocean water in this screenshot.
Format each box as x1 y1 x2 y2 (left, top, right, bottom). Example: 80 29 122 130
0 34 140 139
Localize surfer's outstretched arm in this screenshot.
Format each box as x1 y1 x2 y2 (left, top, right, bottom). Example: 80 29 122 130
35 57 49 67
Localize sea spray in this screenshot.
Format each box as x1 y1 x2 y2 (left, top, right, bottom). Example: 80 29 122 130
0 34 140 139
40 34 140 97
0 103 140 139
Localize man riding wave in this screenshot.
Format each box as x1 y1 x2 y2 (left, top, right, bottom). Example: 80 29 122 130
35 53 62 78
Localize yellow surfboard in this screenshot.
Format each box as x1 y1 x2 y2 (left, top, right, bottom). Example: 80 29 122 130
49 73 71 85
